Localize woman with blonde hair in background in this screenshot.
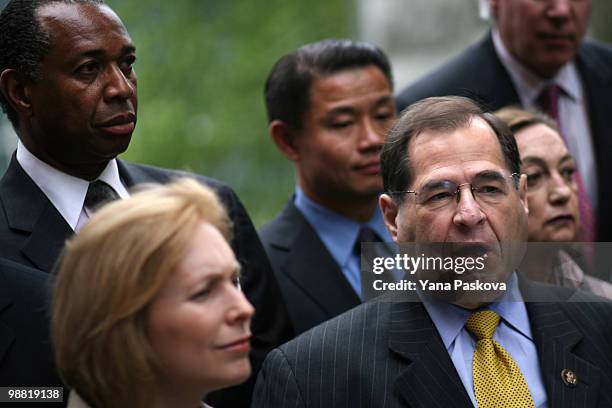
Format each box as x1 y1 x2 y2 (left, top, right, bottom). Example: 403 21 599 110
495 107 612 299
52 178 254 408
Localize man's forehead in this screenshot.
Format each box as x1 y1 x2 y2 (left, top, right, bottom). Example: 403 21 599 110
37 2 132 51
408 118 509 185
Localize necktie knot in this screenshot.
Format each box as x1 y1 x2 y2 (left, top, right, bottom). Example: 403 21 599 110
536 84 562 123
85 180 119 210
465 310 500 340
353 227 381 255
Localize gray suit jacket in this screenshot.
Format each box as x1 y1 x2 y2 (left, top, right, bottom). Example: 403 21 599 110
252 281 612 408
396 33 612 242
0 155 293 408
259 199 361 336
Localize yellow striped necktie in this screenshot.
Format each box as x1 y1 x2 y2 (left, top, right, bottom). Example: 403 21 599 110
465 310 535 408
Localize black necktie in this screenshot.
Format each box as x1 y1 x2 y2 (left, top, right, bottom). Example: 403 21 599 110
353 226 382 255
84 180 119 210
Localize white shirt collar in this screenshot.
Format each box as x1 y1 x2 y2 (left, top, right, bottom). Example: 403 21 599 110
492 28 582 106
16 141 128 231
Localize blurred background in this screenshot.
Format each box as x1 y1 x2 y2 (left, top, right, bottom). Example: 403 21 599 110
0 0 610 226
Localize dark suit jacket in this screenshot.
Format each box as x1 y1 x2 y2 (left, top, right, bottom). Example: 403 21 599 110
0 257 66 407
0 155 293 408
252 281 612 407
259 199 361 336
396 33 612 242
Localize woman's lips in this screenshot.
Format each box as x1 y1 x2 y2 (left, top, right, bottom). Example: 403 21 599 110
545 214 575 226
218 336 251 353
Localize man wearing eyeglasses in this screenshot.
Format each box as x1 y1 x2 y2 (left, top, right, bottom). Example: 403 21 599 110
396 0 612 243
252 96 612 408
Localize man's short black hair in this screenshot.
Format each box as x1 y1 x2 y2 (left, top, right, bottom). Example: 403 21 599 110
381 96 521 203
0 0 105 127
264 38 393 131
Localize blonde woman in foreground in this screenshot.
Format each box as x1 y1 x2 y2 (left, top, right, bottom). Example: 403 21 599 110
52 178 254 408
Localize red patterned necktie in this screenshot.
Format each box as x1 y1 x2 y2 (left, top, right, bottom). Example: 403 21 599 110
537 84 596 241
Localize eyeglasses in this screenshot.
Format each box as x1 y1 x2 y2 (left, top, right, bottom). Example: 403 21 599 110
388 173 520 211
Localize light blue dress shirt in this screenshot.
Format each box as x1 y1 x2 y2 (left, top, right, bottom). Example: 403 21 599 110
423 273 548 408
294 187 391 299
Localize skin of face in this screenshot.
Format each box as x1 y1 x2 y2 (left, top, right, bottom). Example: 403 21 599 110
490 0 591 78
22 3 138 180
380 118 529 307
147 222 254 400
279 65 396 220
515 123 579 241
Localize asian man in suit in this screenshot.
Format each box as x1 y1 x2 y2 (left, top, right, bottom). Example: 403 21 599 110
396 0 612 243
0 1 292 406
260 39 397 335
252 96 612 408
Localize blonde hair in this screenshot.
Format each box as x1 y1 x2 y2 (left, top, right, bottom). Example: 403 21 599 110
494 106 559 135
52 178 231 407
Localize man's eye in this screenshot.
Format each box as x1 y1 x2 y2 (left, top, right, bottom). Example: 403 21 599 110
76 62 99 75
329 121 352 129
122 56 136 74
526 172 543 187
375 113 393 121
477 185 503 195
425 191 453 203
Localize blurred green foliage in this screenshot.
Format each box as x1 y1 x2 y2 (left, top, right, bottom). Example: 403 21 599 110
107 0 353 226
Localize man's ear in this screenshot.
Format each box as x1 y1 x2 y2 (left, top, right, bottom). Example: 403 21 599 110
0 69 33 118
518 173 529 216
379 193 399 242
269 120 300 162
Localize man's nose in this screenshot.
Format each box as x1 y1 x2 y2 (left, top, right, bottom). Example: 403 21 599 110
546 0 572 20
103 65 136 102
358 117 384 151
452 185 486 228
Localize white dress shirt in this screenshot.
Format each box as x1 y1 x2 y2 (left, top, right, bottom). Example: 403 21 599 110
16 141 129 231
492 29 598 210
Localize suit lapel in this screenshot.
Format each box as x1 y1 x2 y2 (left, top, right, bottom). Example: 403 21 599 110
267 201 361 317
473 33 521 110
523 282 601 408
0 156 72 271
388 301 473 408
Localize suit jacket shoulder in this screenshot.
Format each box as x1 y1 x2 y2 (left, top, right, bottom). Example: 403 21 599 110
259 199 361 335
0 258 65 394
396 32 520 112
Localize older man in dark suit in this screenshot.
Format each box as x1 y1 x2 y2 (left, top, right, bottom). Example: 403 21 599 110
396 0 612 243
252 96 612 408
0 1 292 406
260 39 397 335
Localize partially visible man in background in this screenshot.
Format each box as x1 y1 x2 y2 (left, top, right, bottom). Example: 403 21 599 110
261 39 397 335
397 0 612 242
0 1 292 405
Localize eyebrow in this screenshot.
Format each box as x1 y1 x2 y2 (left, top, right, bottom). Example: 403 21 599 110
76 45 136 60
558 154 574 166
419 170 507 192
191 263 241 286
324 95 394 119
